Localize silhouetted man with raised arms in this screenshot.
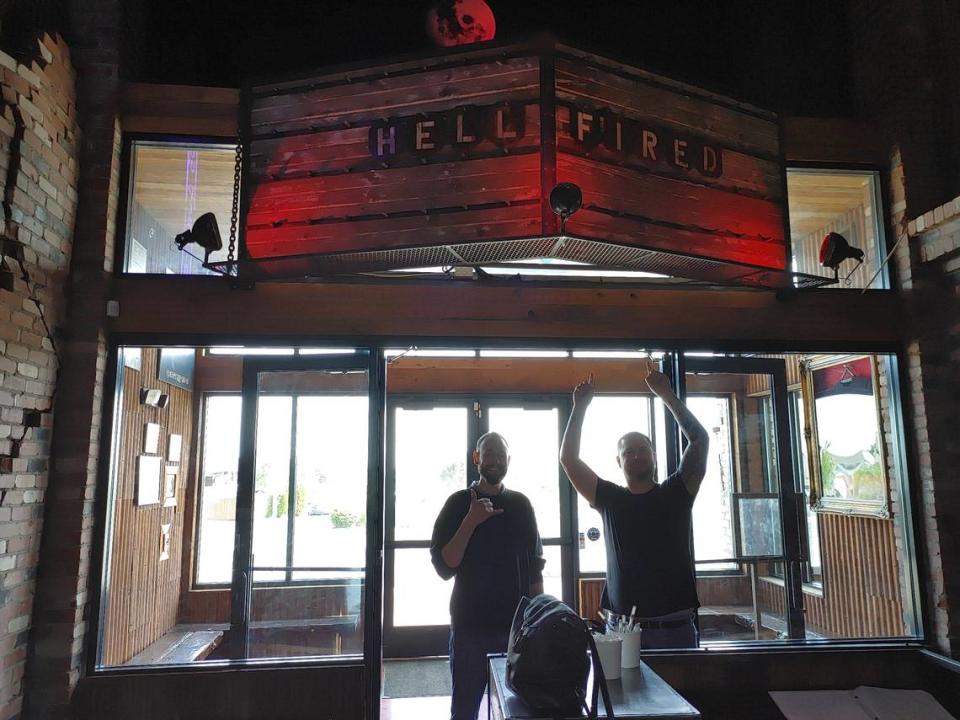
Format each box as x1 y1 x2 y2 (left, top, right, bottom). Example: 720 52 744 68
561 365 708 648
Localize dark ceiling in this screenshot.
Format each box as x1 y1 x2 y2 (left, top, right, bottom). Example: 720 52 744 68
127 0 853 116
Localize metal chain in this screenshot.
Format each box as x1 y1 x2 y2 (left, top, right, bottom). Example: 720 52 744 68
228 138 242 268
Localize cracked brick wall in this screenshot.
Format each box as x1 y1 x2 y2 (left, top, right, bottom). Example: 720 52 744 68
0 32 79 720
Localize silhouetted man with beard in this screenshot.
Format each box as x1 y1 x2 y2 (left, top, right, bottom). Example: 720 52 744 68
431 432 544 720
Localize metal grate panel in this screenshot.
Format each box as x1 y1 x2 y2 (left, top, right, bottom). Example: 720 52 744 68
214 235 834 289
452 237 559 264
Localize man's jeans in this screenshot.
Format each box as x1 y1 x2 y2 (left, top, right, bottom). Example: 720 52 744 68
603 608 699 649
449 625 509 720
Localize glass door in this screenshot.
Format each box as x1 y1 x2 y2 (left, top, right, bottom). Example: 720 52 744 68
483 399 573 605
383 395 574 658
683 356 807 642
229 352 385 678
383 400 476 657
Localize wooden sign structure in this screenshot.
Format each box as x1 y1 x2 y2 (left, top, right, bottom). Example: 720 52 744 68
226 40 829 288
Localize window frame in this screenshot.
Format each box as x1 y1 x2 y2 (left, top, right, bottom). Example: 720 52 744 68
116 133 238 278
89 342 924 678
801 354 891 519
193 389 373 590
786 165 892 291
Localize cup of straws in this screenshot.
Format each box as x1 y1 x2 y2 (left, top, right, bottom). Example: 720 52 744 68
599 607 642 669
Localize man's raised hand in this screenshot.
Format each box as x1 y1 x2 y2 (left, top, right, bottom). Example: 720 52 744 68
573 372 595 409
644 365 673 398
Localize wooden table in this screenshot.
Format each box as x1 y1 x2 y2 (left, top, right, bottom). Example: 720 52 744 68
488 655 700 719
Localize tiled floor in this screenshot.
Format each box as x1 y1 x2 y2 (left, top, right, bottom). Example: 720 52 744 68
380 694 488 720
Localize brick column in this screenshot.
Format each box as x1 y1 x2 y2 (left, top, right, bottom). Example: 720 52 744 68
0 29 82 720
889 144 960 654
22 2 121 717
903 204 960 656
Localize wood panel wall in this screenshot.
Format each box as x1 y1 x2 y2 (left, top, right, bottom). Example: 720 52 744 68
245 50 542 260
747 353 907 636
554 51 787 270
579 575 752 624
179 585 356 625
759 513 906 637
102 349 194 665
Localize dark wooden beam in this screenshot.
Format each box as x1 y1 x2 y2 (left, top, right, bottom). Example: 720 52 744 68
121 82 239 137
783 117 888 166
108 277 903 349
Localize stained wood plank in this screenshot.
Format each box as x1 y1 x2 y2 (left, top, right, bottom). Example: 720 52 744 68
101 349 194 666
558 154 785 243
244 205 542 259
557 106 784 200
555 57 779 158
248 106 541 180
251 59 540 135
564 208 785 269
247 155 540 226
759 514 905 638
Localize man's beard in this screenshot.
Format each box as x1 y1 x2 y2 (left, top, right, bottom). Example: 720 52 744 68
626 465 656 485
480 466 505 485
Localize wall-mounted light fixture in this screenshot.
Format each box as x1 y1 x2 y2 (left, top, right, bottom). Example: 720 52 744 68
140 387 169 409
819 232 864 283
174 212 223 266
549 182 583 235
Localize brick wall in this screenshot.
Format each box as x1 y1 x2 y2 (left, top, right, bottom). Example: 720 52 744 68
0 33 79 720
855 0 960 655
22 0 121 717
895 192 960 655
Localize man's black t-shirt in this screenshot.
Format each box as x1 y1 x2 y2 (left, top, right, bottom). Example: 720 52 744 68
593 473 699 617
430 485 545 630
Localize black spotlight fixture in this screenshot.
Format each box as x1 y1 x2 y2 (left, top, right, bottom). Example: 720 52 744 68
175 212 223 265
549 182 583 233
819 232 864 282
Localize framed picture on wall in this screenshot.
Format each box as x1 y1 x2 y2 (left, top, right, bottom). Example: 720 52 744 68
122 347 142 371
143 422 161 454
801 355 890 518
163 468 177 507
167 433 182 464
136 455 162 506
159 524 172 561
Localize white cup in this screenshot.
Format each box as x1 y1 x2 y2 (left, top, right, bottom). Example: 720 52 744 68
620 629 642 668
593 633 622 680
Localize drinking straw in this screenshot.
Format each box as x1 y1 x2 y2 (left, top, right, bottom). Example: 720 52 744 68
628 605 637 632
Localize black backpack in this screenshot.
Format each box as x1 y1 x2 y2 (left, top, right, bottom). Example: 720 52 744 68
506 594 614 719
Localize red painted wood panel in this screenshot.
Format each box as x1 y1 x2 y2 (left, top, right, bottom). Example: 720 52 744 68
556 106 783 200
240 45 792 282
555 56 780 157
249 106 541 181
248 155 541 227
558 154 784 244
251 58 540 135
245 204 542 259
564 208 785 269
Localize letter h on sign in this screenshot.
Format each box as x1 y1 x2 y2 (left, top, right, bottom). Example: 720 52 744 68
369 121 399 159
